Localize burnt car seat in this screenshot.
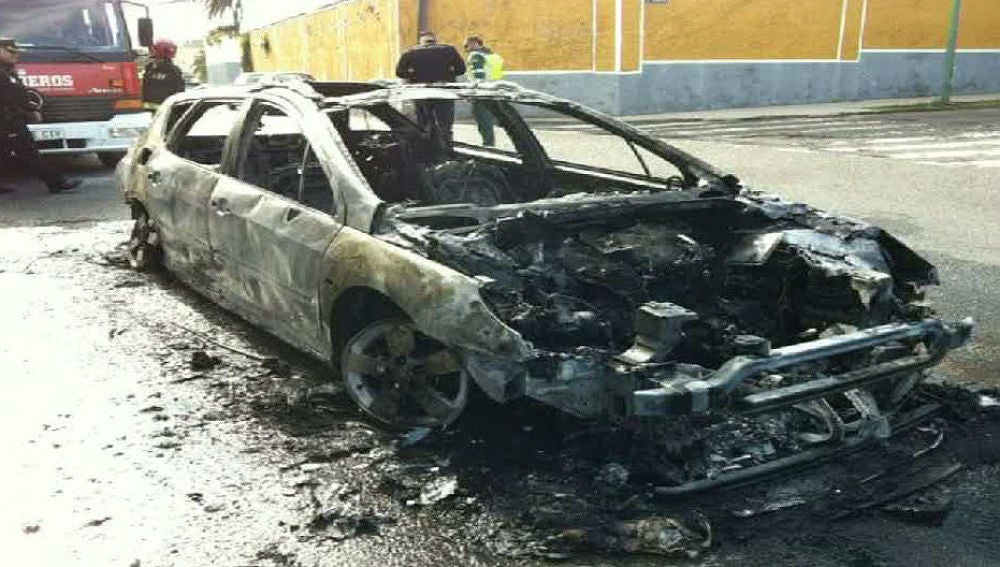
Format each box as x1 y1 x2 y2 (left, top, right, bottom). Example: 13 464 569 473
418 160 515 206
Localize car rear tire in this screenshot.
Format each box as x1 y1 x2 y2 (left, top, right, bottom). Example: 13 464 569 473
341 317 468 428
127 208 162 271
98 152 125 169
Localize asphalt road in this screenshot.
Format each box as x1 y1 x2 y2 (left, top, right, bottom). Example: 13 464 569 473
2 108 998 567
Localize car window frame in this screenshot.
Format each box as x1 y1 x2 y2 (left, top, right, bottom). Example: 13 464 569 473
162 101 196 139
449 99 527 165
507 101 691 188
230 98 340 217
164 97 249 171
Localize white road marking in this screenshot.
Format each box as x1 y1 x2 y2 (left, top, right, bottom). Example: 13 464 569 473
633 116 859 131
963 160 1000 168
653 121 887 136
926 159 1000 168
826 136 935 145
891 148 1000 159
826 132 1000 145
829 140 1000 152
550 113 1000 168
552 120 862 133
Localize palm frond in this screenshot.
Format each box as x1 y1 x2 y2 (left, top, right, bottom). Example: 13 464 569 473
204 0 238 19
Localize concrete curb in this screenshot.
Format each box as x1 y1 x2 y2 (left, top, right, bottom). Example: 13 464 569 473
616 94 1000 124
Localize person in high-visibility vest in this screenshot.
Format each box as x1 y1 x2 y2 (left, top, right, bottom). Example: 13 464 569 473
463 36 504 147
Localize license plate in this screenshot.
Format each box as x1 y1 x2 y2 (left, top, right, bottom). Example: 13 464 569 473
33 128 65 141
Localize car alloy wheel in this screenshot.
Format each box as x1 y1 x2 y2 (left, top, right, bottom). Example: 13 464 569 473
341 318 468 428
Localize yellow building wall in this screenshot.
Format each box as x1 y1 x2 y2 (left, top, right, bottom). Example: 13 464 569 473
425 0 595 72
620 0 642 72
839 0 866 60
594 0 616 71
865 0 1000 49
245 0 1000 78
249 0 399 81
398 0 419 55
643 0 845 60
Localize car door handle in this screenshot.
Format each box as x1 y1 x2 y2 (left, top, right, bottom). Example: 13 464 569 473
210 198 231 217
146 169 161 183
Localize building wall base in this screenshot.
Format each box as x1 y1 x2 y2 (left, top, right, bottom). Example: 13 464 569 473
507 51 1000 115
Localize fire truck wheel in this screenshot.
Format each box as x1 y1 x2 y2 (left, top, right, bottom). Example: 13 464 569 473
98 152 125 169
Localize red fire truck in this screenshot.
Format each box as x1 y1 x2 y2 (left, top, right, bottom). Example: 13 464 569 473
0 0 155 168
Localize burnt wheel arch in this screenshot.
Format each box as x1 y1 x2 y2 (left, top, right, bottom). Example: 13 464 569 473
127 201 163 271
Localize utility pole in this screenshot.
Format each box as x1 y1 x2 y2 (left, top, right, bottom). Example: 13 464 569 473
939 0 963 104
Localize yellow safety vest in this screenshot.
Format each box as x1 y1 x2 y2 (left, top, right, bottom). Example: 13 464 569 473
468 51 506 81
485 52 505 80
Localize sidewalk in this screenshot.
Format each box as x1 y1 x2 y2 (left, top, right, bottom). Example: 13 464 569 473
619 93 1000 123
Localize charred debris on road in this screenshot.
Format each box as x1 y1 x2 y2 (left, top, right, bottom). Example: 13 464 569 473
263 358 1000 560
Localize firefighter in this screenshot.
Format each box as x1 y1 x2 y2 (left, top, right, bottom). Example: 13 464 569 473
141 39 185 111
463 36 505 147
0 38 81 194
395 31 466 144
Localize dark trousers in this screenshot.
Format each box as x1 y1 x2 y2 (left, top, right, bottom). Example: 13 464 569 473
415 100 456 145
471 101 495 147
0 123 64 188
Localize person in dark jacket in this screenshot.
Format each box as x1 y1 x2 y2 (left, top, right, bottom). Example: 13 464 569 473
141 39 184 110
0 38 80 194
395 31 465 143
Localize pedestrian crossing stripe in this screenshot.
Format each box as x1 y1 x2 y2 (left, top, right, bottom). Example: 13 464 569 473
830 132 1000 151
542 113 1000 169
631 117 999 169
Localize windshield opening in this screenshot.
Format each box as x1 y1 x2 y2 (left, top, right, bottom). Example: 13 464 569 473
509 101 686 187
0 0 127 50
328 95 692 211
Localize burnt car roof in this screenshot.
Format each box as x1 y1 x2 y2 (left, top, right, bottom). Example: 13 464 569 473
169 80 551 105
164 80 733 187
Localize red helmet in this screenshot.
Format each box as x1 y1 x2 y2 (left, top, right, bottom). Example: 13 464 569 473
151 39 177 59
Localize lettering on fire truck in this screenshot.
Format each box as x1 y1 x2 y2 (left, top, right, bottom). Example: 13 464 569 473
16 71 75 89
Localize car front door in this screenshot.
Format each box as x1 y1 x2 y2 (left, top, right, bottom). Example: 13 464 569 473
208 100 345 356
144 99 244 290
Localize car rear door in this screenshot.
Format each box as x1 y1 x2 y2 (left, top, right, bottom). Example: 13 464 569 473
208 99 345 356
144 99 244 289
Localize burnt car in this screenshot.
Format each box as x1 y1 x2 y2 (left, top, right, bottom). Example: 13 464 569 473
116 81 972 491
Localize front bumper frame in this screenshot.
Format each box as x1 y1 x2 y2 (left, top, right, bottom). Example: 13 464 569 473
29 112 152 155
633 318 974 418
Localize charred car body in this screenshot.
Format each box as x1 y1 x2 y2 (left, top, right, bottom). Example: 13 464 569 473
116 81 972 491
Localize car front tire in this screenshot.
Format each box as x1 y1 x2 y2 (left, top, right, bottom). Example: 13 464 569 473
341 317 468 428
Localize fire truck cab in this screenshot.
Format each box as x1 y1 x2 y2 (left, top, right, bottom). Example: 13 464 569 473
1 0 155 168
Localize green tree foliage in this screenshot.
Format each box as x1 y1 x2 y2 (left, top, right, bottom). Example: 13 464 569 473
204 0 239 19
204 0 242 30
